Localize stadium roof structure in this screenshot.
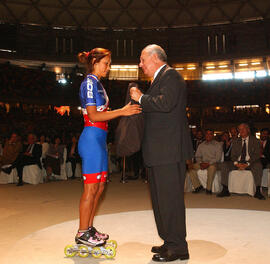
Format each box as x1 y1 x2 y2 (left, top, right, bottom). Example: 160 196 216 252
0 0 269 30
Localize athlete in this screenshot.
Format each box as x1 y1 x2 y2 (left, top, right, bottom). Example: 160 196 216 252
76 48 141 246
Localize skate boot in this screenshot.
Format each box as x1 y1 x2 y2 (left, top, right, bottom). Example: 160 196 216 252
64 230 116 259
90 226 109 240
75 229 105 247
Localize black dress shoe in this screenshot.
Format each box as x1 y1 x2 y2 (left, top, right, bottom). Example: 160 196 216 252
16 182 24 186
205 189 212 195
152 251 189 262
2 166 12 174
254 191 265 200
217 188 230 197
192 185 204 193
151 245 167 253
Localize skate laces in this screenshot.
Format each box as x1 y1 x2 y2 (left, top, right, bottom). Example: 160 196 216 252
90 226 108 237
78 230 102 242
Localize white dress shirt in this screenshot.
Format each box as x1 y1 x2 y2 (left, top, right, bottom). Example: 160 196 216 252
138 64 167 104
234 136 250 165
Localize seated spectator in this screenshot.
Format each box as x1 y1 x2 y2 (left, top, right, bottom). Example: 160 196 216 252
0 132 22 170
38 134 49 165
217 123 265 200
221 131 233 162
45 136 64 181
193 129 204 152
188 129 223 194
66 135 80 179
191 127 197 152
260 128 270 169
229 126 239 141
2 133 42 186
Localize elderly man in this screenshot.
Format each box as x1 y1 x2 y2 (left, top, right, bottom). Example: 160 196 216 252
188 129 223 194
217 123 265 200
130 44 193 262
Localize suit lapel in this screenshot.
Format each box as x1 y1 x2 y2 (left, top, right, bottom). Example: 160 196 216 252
146 65 168 94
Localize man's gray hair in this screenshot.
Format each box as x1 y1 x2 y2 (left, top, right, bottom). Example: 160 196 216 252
144 44 167 62
238 123 250 130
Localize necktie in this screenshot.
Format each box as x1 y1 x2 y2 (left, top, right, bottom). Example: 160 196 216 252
240 139 246 162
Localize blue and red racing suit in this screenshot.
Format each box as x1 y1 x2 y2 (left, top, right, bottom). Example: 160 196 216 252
78 74 109 184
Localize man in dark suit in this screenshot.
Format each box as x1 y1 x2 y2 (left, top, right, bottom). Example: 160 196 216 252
260 128 270 169
217 123 265 200
3 133 42 186
130 44 193 262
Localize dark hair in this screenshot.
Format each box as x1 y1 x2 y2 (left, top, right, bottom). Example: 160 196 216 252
205 128 214 133
78 48 111 74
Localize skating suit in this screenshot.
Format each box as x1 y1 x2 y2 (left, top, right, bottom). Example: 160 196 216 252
78 74 109 184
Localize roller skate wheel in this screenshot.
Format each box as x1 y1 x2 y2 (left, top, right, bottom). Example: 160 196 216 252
78 245 89 258
105 245 116 259
64 245 77 257
91 247 102 258
107 240 117 249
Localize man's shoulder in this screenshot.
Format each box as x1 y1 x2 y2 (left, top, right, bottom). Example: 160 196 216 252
249 135 260 144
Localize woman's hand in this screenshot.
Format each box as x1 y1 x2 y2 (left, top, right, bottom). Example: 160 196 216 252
121 102 142 116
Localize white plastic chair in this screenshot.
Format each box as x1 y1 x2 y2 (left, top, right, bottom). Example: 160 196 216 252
0 165 18 184
66 161 81 178
184 172 193 192
261 168 269 188
23 164 43 185
228 170 255 196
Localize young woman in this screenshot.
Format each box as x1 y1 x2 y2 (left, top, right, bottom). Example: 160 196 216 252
76 48 141 246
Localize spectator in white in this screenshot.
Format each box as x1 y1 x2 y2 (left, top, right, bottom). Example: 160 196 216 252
260 128 270 169
217 123 265 200
38 134 49 168
188 129 223 194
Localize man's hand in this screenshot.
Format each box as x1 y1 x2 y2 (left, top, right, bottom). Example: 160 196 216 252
186 159 193 170
200 162 210 170
235 163 248 170
130 87 143 102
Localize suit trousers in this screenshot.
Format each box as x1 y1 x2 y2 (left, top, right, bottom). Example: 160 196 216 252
188 163 217 191
148 162 188 254
221 161 263 187
12 154 39 183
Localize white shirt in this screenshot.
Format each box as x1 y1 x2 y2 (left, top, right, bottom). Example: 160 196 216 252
237 136 250 162
139 64 167 104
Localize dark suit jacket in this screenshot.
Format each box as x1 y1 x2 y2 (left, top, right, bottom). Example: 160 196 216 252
263 139 270 163
115 84 144 157
22 143 42 168
141 65 193 167
231 136 260 165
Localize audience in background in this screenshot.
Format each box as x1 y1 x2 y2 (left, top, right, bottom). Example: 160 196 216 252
44 136 65 182
0 132 22 170
66 135 80 179
2 133 42 186
260 128 270 169
193 129 204 153
217 123 265 200
188 129 223 194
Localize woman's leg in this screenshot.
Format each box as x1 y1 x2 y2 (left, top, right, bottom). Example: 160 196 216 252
88 182 106 227
79 183 99 230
